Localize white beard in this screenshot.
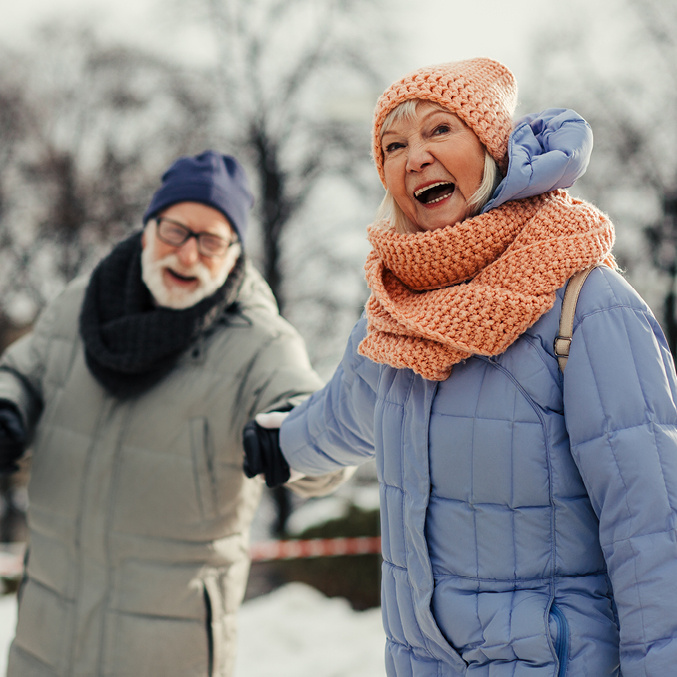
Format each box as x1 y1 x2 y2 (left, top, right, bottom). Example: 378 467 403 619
141 230 241 310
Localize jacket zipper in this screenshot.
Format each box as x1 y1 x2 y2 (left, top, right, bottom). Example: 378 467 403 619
482 356 570 675
550 603 569 676
203 586 214 677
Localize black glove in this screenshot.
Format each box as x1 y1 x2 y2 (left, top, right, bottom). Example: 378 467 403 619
0 404 26 474
243 419 290 488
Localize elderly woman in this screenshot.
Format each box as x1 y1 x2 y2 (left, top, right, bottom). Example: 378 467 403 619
244 58 677 675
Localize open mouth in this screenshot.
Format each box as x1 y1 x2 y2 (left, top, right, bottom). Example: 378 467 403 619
166 268 199 286
415 182 455 205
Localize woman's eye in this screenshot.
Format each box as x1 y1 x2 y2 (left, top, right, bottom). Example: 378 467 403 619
433 124 451 135
384 142 404 154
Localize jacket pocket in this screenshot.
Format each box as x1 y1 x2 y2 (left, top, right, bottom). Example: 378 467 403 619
190 417 218 520
548 603 570 676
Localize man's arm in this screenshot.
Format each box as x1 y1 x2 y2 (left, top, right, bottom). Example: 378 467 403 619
237 311 357 499
244 317 379 496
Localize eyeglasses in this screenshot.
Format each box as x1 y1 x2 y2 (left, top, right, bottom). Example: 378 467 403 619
154 217 235 258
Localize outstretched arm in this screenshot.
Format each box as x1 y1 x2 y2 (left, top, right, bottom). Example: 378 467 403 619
279 316 380 476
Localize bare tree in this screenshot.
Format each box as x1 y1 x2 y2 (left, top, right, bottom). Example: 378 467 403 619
0 53 33 351
170 0 391 315
521 0 677 351
0 25 233 542
163 0 394 534
0 2 397 537
0 24 221 326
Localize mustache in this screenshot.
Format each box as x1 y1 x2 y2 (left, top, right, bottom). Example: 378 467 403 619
154 253 213 285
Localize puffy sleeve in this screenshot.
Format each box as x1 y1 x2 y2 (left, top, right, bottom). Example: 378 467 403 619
0 287 71 437
280 316 380 476
231 300 348 499
563 268 677 675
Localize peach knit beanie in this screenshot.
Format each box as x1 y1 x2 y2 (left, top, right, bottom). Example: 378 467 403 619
372 58 518 183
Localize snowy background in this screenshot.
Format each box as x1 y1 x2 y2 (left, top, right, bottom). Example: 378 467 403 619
0 1 672 675
2 0 546 83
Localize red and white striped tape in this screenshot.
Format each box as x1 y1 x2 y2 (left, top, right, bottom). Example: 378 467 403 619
250 536 381 562
0 538 383 576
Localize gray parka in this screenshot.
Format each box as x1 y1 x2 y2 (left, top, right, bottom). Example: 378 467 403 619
0 261 341 677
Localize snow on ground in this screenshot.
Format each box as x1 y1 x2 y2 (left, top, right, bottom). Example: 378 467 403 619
0 583 386 676
235 583 386 677
0 594 15 675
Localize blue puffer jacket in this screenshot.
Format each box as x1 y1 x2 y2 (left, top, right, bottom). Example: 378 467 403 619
281 268 677 676
279 112 677 676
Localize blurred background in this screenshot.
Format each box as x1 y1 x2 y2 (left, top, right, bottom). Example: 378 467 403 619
0 0 675 673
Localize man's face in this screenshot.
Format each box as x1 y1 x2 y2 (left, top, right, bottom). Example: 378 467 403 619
141 201 241 309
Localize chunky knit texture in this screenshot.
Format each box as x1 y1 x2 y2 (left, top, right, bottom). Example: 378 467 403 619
358 190 616 380
372 58 518 182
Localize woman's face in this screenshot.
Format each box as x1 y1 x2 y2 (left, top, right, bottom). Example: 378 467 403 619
381 102 486 232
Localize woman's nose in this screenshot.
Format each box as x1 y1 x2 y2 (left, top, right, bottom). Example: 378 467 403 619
405 141 433 172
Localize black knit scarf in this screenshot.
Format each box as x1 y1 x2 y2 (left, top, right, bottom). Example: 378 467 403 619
79 231 245 398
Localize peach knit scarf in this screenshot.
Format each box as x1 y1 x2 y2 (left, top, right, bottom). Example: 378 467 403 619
359 190 616 380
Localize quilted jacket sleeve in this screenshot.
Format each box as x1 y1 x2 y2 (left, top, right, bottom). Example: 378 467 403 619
0 295 63 438
280 316 380 476
563 268 677 676
232 304 351 500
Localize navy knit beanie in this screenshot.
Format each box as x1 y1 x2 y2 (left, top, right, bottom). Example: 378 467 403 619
143 151 254 243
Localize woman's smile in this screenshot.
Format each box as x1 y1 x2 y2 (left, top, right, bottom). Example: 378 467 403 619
414 181 456 205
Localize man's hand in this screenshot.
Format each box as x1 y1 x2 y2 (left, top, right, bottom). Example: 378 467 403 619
0 404 26 474
243 412 291 487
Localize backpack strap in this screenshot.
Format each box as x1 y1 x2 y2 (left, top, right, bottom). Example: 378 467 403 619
554 266 597 371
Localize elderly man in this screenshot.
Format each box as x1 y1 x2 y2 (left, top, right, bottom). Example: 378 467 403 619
0 151 344 677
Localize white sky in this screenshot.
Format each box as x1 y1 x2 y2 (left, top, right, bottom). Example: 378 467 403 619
2 0 639 104
0 0 590 85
